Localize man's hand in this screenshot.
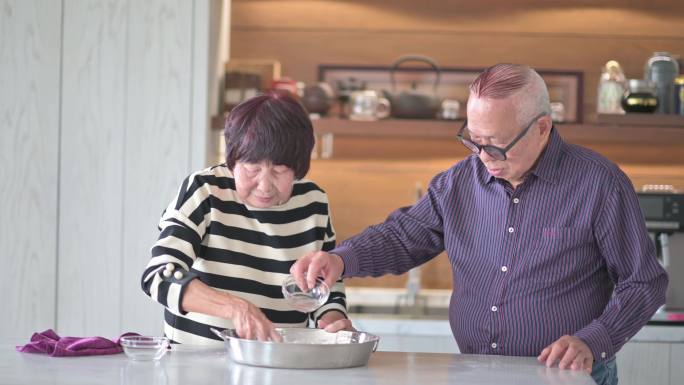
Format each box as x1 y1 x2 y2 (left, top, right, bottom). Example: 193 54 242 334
537 335 594 373
290 251 344 291
317 310 356 333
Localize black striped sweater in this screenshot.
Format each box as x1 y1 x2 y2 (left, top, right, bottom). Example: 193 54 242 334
141 164 346 345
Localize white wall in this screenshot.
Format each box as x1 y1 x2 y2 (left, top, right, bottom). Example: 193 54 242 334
1 0 230 340
0 0 61 339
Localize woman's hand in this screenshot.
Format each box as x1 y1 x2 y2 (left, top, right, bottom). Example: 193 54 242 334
317 311 356 333
181 279 282 342
227 296 283 342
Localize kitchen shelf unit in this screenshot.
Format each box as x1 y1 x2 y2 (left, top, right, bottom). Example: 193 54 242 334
311 116 684 143
211 113 684 164
306 116 684 163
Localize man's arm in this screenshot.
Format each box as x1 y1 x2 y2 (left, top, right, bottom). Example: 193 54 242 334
291 170 451 291
574 171 668 362
334 171 449 278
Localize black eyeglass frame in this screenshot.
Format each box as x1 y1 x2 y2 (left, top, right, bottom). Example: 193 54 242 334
457 112 548 161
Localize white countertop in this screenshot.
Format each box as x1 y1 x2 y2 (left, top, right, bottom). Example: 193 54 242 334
1 343 595 385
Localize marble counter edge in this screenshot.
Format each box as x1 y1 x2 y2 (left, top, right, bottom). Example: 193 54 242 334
350 315 684 343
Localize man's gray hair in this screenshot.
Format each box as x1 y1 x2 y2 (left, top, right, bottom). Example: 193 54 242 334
469 63 551 126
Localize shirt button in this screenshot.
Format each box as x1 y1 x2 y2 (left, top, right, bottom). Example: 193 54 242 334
162 269 172 277
601 352 606 359
491 342 497 349
174 271 184 280
501 266 508 272
491 306 498 312
513 198 520 204
508 227 514 233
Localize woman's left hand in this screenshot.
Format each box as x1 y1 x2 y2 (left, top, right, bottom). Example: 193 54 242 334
317 311 356 332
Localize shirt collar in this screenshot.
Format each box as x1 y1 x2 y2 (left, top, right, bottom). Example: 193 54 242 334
528 126 563 185
475 126 563 186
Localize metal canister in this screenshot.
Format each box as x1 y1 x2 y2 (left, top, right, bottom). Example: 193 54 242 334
675 76 684 116
645 52 679 114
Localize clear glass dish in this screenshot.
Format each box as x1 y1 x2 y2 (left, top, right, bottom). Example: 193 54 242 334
281 275 330 312
120 336 169 361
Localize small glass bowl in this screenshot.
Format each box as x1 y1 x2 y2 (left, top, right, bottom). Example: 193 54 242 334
120 336 169 361
282 275 330 312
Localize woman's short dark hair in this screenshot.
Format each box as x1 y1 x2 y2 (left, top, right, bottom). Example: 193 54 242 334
224 92 314 179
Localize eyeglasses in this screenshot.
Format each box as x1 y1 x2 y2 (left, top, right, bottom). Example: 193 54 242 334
457 112 548 161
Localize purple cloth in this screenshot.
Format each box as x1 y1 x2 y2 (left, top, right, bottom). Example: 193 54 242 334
335 127 667 362
16 329 139 357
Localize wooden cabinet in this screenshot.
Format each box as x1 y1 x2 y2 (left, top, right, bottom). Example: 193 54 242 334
616 342 671 385
671 344 684 385
616 341 684 385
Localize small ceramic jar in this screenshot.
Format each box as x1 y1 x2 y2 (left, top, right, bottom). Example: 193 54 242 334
622 79 659 113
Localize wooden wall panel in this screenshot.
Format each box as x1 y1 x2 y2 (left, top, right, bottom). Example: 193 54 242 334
231 0 684 122
233 0 684 38
57 0 128 336
120 0 195 335
308 158 457 289
323 134 684 165
232 2 684 290
0 0 61 340
309 157 684 289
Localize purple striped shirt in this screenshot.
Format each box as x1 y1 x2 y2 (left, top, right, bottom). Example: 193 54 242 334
335 128 668 362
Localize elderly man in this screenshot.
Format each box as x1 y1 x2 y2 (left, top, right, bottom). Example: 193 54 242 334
291 63 668 385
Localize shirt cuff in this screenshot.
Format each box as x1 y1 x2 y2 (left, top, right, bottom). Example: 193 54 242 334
159 264 198 315
574 320 614 362
313 305 348 324
332 245 359 277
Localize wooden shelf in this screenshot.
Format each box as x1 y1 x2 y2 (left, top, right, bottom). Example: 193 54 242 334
597 113 684 127
213 113 684 144
311 117 684 145
211 115 684 162
312 117 462 139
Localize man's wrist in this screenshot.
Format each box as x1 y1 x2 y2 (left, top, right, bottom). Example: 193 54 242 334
574 320 613 362
330 246 358 277
328 252 345 277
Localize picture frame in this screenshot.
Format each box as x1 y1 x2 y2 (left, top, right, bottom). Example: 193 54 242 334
318 64 584 123
225 59 282 91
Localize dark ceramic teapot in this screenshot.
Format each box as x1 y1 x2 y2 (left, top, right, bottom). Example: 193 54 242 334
382 55 442 119
301 82 334 115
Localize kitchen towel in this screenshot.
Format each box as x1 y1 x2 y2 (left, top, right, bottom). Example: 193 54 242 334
16 329 139 357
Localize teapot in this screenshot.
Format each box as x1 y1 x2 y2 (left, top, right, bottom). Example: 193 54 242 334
301 82 334 115
382 55 442 119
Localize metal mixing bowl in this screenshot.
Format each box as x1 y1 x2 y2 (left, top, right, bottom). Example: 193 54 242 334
211 327 380 369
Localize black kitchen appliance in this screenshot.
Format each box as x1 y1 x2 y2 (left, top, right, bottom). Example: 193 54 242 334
637 190 684 311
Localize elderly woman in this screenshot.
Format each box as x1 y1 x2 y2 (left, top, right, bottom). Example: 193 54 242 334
141 92 351 344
